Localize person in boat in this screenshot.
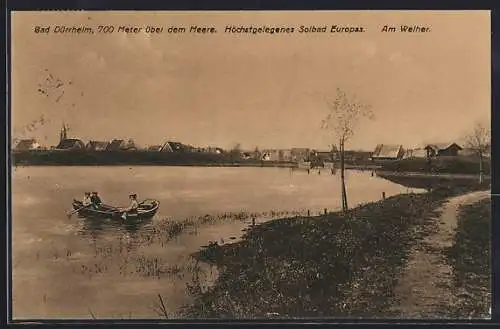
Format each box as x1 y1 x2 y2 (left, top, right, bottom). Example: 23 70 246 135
82 192 92 207
121 193 139 219
90 191 103 210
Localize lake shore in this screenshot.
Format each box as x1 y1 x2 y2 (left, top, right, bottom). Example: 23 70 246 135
183 181 489 319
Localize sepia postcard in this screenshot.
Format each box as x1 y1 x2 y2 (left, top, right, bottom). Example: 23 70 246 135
10 10 491 320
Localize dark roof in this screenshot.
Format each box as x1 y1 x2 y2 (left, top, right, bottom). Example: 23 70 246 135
372 144 403 158
15 139 38 150
105 139 139 151
87 141 110 150
56 139 85 149
161 141 187 152
425 143 463 151
106 139 124 151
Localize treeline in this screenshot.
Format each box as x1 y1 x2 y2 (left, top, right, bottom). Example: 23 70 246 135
11 150 298 166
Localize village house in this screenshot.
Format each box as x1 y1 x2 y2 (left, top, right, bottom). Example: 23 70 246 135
160 141 189 152
106 139 138 151
56 138 86 150
371 144 405 161
86 140 110 151
15 138 41 151
424 143 462 157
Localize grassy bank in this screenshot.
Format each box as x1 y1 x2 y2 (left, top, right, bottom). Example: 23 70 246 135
376 172 489 191
445 198 491 318
379 156 490 175
183 182 488 318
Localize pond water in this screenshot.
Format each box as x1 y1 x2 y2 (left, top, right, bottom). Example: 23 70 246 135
11 166 423 319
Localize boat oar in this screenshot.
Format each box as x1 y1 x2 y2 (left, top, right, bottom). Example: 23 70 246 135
67 204 91 218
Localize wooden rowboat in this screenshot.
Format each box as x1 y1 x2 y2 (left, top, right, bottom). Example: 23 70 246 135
72 199 159 220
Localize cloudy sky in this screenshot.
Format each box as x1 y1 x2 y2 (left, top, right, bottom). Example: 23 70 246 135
11 11 490 150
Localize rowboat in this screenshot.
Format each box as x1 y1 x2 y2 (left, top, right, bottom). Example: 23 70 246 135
72 198 160 220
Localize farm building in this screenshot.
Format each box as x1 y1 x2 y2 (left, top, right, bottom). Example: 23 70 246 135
424 143 462 157
15 139 41 151
56 138 86 150
86 141 110 151
371 144 405 161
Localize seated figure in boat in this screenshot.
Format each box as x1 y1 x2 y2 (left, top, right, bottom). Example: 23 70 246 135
121 193 139 219
82 192 92 207
90 191 103 210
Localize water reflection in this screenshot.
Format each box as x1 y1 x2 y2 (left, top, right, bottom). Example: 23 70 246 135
78 215 153 238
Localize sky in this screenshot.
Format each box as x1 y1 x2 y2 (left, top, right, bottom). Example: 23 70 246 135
11 11 491 151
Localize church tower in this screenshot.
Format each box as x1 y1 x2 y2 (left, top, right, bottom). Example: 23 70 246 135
59 122 68 142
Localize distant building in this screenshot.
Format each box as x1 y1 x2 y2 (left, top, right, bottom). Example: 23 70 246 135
106 139 137 151
278 149 292 161
147 145 163 151
241 152 253 160
261 149 280 161
315 150 335 162
371 144 405 161
290 148 311 162
15 138 41 151
86 140 110 151
160 141 188 152
56 138 86 150
424 143 462 157
406 148 428 158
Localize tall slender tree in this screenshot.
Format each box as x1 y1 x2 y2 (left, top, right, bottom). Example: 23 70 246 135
321 88 374 213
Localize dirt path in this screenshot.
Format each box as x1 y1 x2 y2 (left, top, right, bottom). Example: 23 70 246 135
389 190 489 319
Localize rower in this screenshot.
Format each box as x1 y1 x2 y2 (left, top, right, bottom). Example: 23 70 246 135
82 192 92 206
122 193 139 219
90 192 103 210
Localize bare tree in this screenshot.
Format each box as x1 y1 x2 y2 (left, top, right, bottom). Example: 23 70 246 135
464 122 490 184
321 88 374 213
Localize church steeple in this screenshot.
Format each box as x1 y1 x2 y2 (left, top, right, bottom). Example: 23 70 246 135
59 122 68 142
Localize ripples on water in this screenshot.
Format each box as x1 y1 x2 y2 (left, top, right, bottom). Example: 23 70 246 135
12 167 424 319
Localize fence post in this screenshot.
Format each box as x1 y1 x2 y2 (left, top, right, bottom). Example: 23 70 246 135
382 192 386 200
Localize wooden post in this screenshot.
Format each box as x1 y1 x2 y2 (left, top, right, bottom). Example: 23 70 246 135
324 208 327 215
307 210 310 216
382 192 386 200
252 217 256 226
